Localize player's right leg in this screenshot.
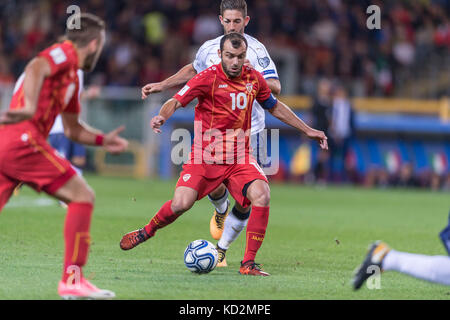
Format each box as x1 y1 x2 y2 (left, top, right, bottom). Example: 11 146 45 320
120 186 198 250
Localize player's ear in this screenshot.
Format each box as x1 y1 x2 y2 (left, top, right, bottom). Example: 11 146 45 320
219 15 224 25
217 49 221 58
87 38 99 53
244 16 250 27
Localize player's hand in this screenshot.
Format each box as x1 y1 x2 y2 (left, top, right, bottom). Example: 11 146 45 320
150 115 165 133
103 125 129 155
82 85 101 100
142 82 164 99
306 128 328 150
244 59 254 68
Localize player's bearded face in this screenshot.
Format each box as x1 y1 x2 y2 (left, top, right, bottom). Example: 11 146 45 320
220 42 247 78
83 31 105 72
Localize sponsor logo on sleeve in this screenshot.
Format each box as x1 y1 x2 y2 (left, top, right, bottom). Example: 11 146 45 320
258 57 270 68
178 85 190 96
49 47 67 65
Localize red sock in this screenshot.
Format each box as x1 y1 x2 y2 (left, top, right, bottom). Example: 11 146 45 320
243 206 269 263
62 202 93 283
144 200 180 237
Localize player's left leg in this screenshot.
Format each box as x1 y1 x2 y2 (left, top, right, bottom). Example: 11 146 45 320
223 158 271 276
212 133 269 260
240 179 271 276
208 131 268 241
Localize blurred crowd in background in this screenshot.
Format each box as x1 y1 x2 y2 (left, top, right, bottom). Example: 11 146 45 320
0 0 449 96
0 0 449 191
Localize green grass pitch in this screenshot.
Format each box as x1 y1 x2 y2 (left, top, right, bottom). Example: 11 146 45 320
0 175 449 300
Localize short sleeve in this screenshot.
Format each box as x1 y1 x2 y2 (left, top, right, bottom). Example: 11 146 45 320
250 41 279 80
193 44 208 73
192 37 221 73
38 44 74 76
173 72 210 107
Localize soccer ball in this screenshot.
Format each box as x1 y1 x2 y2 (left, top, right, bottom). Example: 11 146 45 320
184 239 218 274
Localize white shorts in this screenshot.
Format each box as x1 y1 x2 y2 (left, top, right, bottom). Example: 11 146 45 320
250 131 268 167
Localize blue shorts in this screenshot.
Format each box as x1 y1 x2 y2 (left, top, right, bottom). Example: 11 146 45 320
48 133 86 161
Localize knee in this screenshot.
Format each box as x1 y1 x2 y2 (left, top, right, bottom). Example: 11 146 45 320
171 197 194 214
209 184 227 199
249 185 270 207
75 185 96 204
253 191 270 207
86 187 96 204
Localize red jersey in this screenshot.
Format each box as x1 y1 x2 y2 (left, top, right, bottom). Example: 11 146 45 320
174 63 277 164
9 40 80 137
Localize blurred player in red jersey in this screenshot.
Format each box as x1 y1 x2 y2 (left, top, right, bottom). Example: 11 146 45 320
120 33 327 276
0 13 128 299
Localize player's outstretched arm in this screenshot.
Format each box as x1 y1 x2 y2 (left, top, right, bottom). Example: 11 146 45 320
0 57 50 124
266 78 281 95
150 98 183 133
269 100 328 150
61 112 128 154
141 64 197 99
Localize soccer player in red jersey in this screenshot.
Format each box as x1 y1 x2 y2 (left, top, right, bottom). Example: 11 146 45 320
120 33 327 276
0 13 128 299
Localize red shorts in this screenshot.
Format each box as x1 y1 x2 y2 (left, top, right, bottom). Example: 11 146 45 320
0 122 76 210
175 156 268 209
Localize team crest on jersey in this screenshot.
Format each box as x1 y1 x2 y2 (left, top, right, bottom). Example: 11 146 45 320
246 83 253 93
183 174 191 182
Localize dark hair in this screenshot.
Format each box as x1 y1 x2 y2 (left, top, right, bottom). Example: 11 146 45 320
220 32 248 52
65 13 105 47
220 0 247 17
